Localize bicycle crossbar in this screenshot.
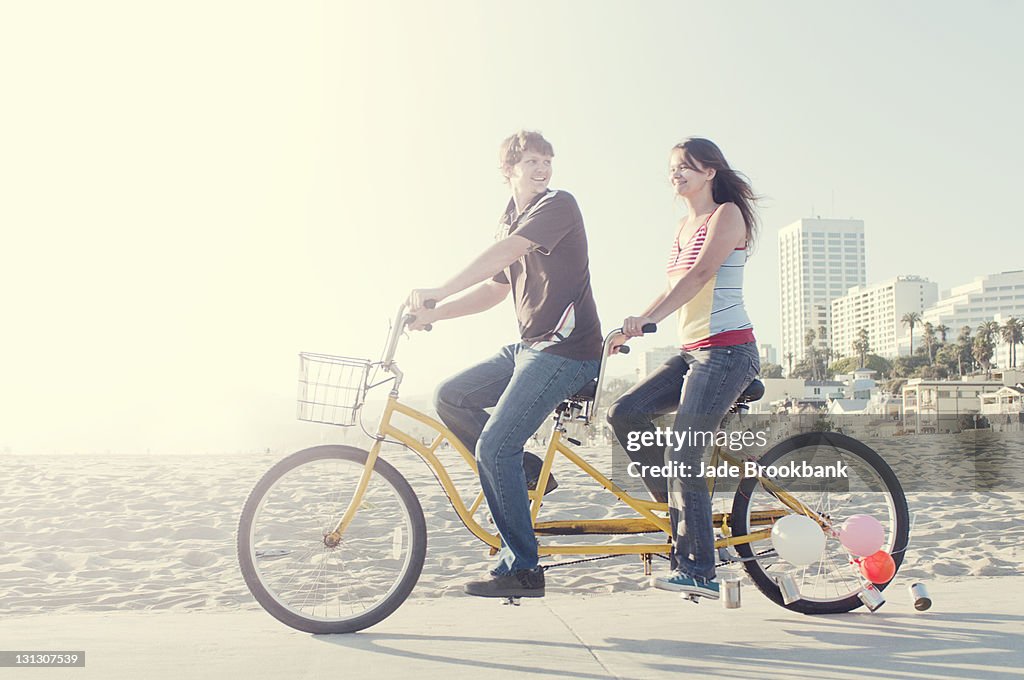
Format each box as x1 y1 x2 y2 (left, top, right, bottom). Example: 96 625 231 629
539 544 670 556
534 518 662 535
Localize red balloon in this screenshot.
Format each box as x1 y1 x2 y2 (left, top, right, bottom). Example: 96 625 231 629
859 550 896 584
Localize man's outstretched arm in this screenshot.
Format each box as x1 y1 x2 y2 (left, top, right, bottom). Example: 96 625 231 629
407 235 533 311
407 279 510 330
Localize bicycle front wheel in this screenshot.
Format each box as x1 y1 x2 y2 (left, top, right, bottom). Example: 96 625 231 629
731 432 909 614
238 445 427 633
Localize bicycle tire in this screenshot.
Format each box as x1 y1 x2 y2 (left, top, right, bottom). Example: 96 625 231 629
237 445 427 633
731 432 910 614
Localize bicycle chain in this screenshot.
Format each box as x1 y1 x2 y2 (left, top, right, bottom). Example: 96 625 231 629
541 554 628 571
717 548 776 569
543 546 777 572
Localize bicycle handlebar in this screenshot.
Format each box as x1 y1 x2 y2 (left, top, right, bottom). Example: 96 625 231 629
383 299 441 373
612 323 658 354
588 322 657 425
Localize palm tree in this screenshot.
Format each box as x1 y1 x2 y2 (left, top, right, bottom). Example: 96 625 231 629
901 312 921 357
936 324 950 345
819 324 833 377
978 321 1001 367
1001 317 1023 368
804 329 819 380
935 343 959 377
973 334 995 377
957 325 973 376
852 327 871 369
785 351 794 376
979 320 1001 343
922 322 936 364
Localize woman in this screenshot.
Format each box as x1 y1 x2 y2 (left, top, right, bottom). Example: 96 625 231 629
606 137 760 599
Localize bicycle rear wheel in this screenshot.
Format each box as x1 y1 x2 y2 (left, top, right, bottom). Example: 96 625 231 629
238 445 427 633
731 432 909 614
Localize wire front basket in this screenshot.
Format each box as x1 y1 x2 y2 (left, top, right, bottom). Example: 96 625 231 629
297 352 373 426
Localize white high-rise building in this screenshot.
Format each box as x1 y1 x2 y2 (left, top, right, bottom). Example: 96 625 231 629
778 218 866 369
831 276 939 360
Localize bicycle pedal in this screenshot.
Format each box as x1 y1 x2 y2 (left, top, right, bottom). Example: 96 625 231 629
502 597 521 606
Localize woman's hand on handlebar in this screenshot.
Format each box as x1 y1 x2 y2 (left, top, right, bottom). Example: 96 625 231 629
622 315 656 338
608 332 629 355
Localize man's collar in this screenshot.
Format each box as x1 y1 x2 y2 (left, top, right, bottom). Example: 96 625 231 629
506 189 552 223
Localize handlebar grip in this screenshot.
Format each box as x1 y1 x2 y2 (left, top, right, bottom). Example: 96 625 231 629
641 323 657 334
424 299 437 309
618 345 631 355
404 314 432 331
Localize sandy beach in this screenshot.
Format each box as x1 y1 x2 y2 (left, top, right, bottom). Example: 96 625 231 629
2 445 1022 678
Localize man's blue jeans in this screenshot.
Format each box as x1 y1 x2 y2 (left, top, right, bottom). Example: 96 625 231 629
435 344 599 575
607 343 759 580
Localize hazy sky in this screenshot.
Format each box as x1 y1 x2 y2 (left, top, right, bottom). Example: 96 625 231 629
3 1 1022 454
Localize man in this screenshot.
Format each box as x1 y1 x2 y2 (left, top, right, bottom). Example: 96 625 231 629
407 130 602 598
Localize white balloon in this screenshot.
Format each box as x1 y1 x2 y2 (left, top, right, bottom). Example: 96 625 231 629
771 514 826 566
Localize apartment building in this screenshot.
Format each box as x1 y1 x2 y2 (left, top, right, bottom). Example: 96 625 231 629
779 218 866 367
831 276 939 359
903 270 1024 366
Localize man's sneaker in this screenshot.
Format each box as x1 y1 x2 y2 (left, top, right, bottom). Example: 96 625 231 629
652 571 720 600
464 567 546 598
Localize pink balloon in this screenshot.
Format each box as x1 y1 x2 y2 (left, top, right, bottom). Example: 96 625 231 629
839 514 885 557
859 550 896 584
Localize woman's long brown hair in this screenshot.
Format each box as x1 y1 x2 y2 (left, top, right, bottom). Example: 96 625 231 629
674 137 760 248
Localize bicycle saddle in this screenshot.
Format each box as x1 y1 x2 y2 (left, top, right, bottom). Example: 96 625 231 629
570 379 598 402
736 379 764 403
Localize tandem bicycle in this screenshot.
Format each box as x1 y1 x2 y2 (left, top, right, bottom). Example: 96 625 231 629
237 303 910 633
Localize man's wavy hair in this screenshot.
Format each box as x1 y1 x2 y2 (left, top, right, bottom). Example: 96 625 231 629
498 130 554 183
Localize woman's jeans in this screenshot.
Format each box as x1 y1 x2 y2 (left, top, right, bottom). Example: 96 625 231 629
607 343 759 580
435 344 599 575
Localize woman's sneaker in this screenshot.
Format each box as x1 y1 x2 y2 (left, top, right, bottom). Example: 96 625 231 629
652 571 720 599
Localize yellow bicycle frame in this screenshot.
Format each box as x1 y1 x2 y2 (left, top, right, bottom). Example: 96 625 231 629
325 394 828 557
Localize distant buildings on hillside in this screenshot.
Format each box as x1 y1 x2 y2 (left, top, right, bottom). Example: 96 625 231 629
831 275 938 360
901 270 1024 367
776 216 1023 368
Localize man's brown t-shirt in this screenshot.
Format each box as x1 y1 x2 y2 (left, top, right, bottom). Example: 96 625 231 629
492 189 602 361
